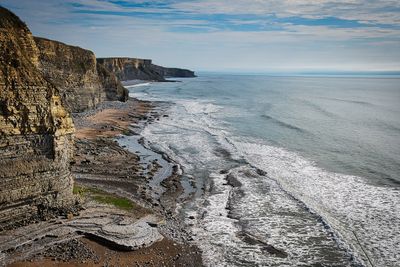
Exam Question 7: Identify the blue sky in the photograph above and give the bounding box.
[1,0,400,72]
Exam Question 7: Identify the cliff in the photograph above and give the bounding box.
[0,7,75,230]
[97,57,195,82]
[151,64,196,78]
[34,37,128,113]
[97,57,165,81]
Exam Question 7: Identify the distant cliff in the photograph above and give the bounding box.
[97,57,195,82]
[34,37,128,113]
[0,7,75,229]
[151,64,196,78]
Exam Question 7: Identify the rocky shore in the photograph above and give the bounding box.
[2,97,202,266]
[0,6,200,266]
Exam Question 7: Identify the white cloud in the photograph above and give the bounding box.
[1,0,399,71]
[172,0,400,25]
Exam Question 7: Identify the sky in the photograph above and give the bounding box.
[1,0,400,72]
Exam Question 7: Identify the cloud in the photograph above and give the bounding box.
[1,0,399,71]
[172,0,400,25]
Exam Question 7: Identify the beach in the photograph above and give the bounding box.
[2,96,202,266]
[2,74,399,267]
[2,2,398,266]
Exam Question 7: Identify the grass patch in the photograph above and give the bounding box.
[73,184,135,211]
[92,195,134,210]
[73,184,84,195]
[73,185,103,195]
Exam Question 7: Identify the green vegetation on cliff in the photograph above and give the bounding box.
[73,185,141,212]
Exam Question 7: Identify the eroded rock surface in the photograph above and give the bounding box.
[0,7,75,230]
[0,205,164,265]
[69,213,163,251]
[34,37,128,113]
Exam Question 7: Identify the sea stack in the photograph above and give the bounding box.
[0,7,75,230]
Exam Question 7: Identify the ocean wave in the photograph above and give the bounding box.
[260,114,307,133]
[124,82,152,88]
[180,100,222,115]
[300,99,337,118]
[320,97,375,106]
[230,138,400,267]
[138,92,399,267]
[142,104,359,266]
[375,120,400,134]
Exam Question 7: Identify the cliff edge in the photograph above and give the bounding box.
[34,37,128,113]
[0,7,75,230]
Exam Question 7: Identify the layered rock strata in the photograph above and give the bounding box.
[34,37,128,113]
[0,7,75,230]
[97,57,195,82]
[0,206,163,265]
[97,58,165,81]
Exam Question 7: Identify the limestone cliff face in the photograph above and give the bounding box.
[97,57,165,81]
[0,7,75,230]
[97,57,195,82]
[34,37,128,113]
[96,63,128,102]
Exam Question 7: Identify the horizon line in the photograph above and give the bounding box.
[195,69,400,75]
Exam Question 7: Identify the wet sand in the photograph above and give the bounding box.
[9,237,200,267]
[74,98,153,139]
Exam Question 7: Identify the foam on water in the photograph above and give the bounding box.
[180,100,222,115]
[140,101,353,266]
[128,76,400,266]
[124,82,152,88]
[231,138,400,267]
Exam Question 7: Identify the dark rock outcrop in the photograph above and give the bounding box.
[34,37,128,113]
[0,7,75,230]
[97,57,195,82]
[151,64,196,78]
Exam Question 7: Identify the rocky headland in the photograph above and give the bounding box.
[97,57,196,82]
[0,5,199,267]
[150,64,197,79]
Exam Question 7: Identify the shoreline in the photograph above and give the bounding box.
[3,96,203,266]
[124,79,379,266]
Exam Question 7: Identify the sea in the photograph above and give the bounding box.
[126,73,400,267]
